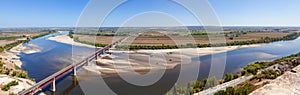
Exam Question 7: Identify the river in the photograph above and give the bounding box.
[19,31,300,95]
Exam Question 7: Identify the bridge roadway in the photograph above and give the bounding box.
[18,37,127,95]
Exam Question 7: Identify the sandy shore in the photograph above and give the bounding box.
[10,44,41,54]
[0,74,35,95]
[0,43,41,68]
[250,65,300,95]
[48,35,96,48]
[83,44,260,76]
[131,44,260,57]
[0,51,22,68]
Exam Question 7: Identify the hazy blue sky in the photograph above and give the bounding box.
[0,0,300,27]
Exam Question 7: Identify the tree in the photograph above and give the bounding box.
[224,73,234,82]
[188,81,203,94]
[205,77,219,88]
[214,90,225,95]
[225,87,234,95]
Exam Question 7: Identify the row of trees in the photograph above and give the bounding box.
[115,45,180,50]
[191,32,208,35]
[224,73,240,83]
[0,40,29,53]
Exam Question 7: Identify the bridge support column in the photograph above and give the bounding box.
[103,51,107,55]
[73,66,77,76]
[95,53,99,65]
[95,54,98,60]
[51,78,56,92]
[87,59,91,66]
[85,59,89,66]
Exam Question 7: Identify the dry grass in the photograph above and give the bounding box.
[226,32,290,43]
[75,31,291,46]
[0,32,46,38]
[74,34,125,45]
[0,32,47,46]
[0,40,16,47]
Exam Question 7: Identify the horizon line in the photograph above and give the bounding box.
[1,25,300,29]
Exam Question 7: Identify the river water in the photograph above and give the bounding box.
[20,31,300,95]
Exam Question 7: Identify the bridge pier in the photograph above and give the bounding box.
[95,53,99,65]
[85,59,89,66]
[51,78,56,92]
[103,51,107,55]
[73,66,77,76]
[96,53,99,60]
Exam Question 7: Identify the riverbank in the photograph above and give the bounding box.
[0,43,41,68]
[48,34,96,48]
[10,44,41,54]
[0,74,35,95]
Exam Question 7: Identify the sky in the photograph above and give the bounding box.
[0,0,300,27]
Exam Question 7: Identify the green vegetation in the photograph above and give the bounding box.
[242,52,300,76]
[204,77,219,89]
[0,40,28,53]
[169,51,300,95]
[219,52,300,95]
[191,32,207,35]
[224,73,240,83]
[254,70,280,80]
[188,80,203,93]
[227,32,300,46]
[30,30,56,39]
[0,59,3,67]
[214,81,255,95]
[115,44,179,50]
[167,76,230,95]
[68,30,74,38]
[1,81,19,91]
